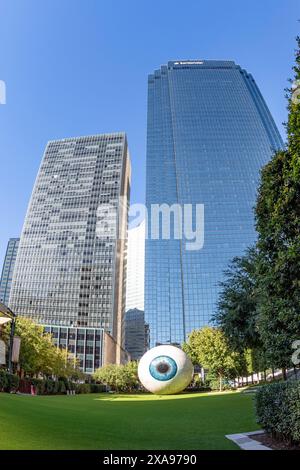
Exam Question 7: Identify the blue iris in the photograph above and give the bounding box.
[149,355,178,381]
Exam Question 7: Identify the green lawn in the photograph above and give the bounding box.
[0,391,259,450]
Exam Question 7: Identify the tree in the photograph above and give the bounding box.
[13,317,56,376]
[93,363,118,390]
[214,36,300,380]
[255,37,300,375]
[123,361,139,392]
[93,361,139,392]
[214,248,261,353]
[52,347,81,380]
[5,317,80,378]
[183,327,241,391]
[214,248,271,378]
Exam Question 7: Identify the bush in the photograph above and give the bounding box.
[203,371,234,391]
[0,371,98,395]
[33,379,94,395]
[0,370,8,391]
[58,380,66,394]
[255,381,300,444]
[35,379,46,395]
[186,376,211,392]
[45,379,55,394]
[22,378,72,395]
[6,373,20,392]
[34,379,76,395]
[76,383,91,394]
[90,383,107,393]
[0,370,19,392]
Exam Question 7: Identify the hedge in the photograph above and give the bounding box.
[255,380,300,444]
[90,383,107,393]
[31,379,106,395]
[31,378,70,395]
[0,370,107,395]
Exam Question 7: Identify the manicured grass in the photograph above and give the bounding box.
[0,391,259,450]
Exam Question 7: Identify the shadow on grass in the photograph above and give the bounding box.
[93,390,241,402]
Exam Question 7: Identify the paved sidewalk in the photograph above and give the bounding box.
[226,430,271,450]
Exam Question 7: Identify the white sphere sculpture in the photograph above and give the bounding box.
[138,345,194,395]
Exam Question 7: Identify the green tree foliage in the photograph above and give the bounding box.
[93,361,139,392]
[6,317,80,378]
[255,37,300,372]
[214,37,300,378]
[214,248,260,352]
[214,249,270,375]
[183,327,242,391]
[123,360,140,391]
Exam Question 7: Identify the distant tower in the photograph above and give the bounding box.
[124,220,147,360]
[10,133,131,372]
[0,238,19,305]
[125,309,149,360]
[126,220,145,312]
[145,60,283,347]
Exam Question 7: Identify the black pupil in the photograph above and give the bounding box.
[156,362,170,374]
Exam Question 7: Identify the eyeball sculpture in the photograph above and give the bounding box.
[138,345,194,395]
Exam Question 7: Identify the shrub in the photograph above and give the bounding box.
[58,380,66,394]
[0,370,19,392]
[0,370,9,391]
[203,371,234,391]
[35,379,71,395]
[30,378,64,395]
[255,381,300,444]
[76,383,91,394]
[90,383,107,393]
[45,379,55,394]
[6,373,20,392]
[36,379,46,395]
[0,371,97,395]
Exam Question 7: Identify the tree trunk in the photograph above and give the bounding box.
[264,370,267,382]
[282,368,287,381]
[219,375,223,392]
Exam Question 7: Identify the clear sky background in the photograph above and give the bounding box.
[0,0,299,269]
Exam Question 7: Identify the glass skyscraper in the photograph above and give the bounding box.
[145,60,283,347]
[9,133,131,370]
[126,220,145,312]
[0,238,19,305]
[124,308,149,361]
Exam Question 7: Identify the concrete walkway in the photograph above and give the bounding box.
[226,430,271,450]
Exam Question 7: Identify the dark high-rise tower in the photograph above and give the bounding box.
[0,238,19,305]
[145,60,283,347]
[10,133,131,371]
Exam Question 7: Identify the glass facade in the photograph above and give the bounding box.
[145,60,283,347]
[9,133,131,371]
[124,308,149,360]
[0,238,19,305]
[126,220,145,312]
[44,325,104,373]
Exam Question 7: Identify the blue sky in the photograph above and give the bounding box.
[0,0,298,268]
